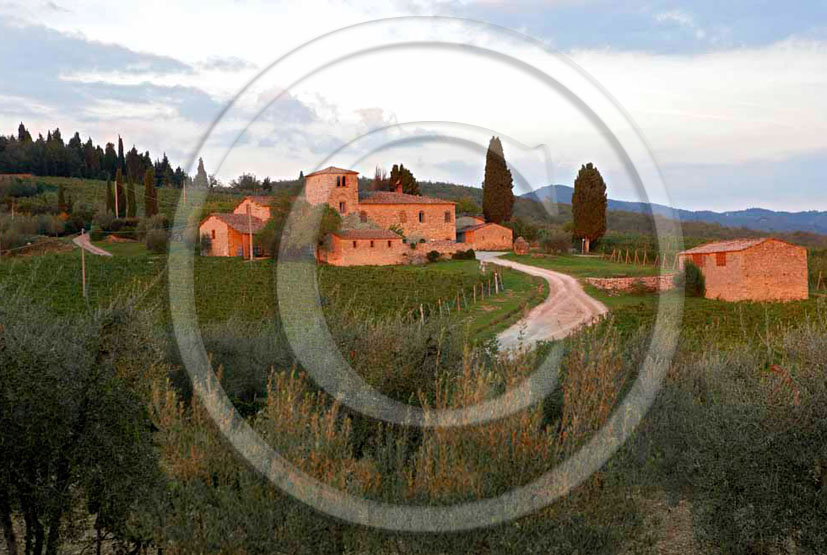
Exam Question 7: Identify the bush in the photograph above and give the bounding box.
[426,250,440,263]
[541,230,572,254]
[200,232,212,255]
[451,249,476,260]
[137,214,169,240]
[674,261,705,297]
[145,228,168,254]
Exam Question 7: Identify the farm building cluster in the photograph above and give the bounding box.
[199,166,513,265]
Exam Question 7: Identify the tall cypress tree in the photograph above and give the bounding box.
[106,178,114,214]
[117,135,125,173]
[571,162,607,253]
[126,177,137,218]
[482,136,514,223]
[144,168,158,217]
[115,168,126,218]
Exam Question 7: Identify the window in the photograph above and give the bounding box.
[418,211,425,223]
[387,240,392,247]
[211,230,216,239]
[716,252,727,266]
[336,176,341,187]
[359,211,367,223]
[399,210,407,223]
[370,240,375,248]
[352,241,357,248]
[341,176,347,187]
[339,201,346,214]
[444,211,452,223]
[692,253,704,266]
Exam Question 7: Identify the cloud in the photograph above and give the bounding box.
[654,9,707,40]
[197,56,258,73]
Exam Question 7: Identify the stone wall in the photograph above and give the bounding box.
[326,235,406,266]
[360,204,456,242]
[584,274,677,292]
[305,173,359,216]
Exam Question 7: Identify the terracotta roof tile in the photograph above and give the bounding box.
[333,229,402,240]
[205,213,266,234]
[360,192,456,205]
[304,166,359,177]
[680,238,772,254]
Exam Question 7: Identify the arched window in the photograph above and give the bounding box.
[418,211,425,223]
[359,211,367,223]
[211,229,216,239]
[370,240,375,248]
[399,210,407,223]
[387,240,392,247]
[444,210,451,223]
[336,176,341,187]
[341,175,346,187]
[339,201,346,213]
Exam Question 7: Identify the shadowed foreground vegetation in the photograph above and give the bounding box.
[2,279,826,554]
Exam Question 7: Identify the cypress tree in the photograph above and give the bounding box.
[193,157,209,188]
[144,168,158,217]
[117,135,125,172]
[106,178,114,214]
[126,178,137,218]
[482,136,514,223]
[388,164,419,195]
[571,162,607,253]
[115,168,126,218]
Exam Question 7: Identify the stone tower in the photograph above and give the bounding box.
[304,166,359,216]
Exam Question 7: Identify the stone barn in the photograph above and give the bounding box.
[678,238,808,302]
[456,221,513,250]
[199,213,265,257]
[358,191,457,242]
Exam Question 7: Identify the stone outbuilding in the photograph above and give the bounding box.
[199,213,265,258]
[358,191,457,242]
[323,229,406,266]
[678,238,808,302]
[456,221,513,250]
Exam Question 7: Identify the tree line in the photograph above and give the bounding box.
[0,122,188,189]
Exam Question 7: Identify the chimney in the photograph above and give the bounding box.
[394,179,402,194]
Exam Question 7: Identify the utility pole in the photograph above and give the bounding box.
[246,204,253,261]
[80,229,87,299]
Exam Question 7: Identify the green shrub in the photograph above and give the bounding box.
[674,261,705,296]
[451,249,476,260]
[145,228,168,254]
[426,250,440,263]
[540,230,572,254]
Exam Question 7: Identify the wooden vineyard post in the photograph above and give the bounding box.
[420,304,424,324]
[473,284,477,304]
[817,271,824,291]
[80,229,87,299]
[653,254,659,267]
[247,204,254,261]
[633,250,639,265]
[642,250,648,265]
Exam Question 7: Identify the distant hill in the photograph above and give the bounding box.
[525,185,827,235]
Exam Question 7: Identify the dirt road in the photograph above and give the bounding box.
[477,251,608,350]
[72,233,113,257]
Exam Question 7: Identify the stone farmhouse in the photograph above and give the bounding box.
[199,166,513,264]
[678,238,808,302]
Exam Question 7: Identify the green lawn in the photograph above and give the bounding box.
[502,253,662,278]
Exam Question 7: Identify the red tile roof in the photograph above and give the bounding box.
[458,222,509,233]
[204,213,266,234]
[304,166,359,177]
[680,238,785,255]
[360,192,456,205]
[333,229,402,240]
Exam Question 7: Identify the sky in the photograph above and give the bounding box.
[0,0,825,212]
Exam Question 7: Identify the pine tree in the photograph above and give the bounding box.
[571,162,607,253]
[106,179,114,214]
[115,168,126,218]
[388,164,419,195]
[482,136,514,223]
[144,168,158,217]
